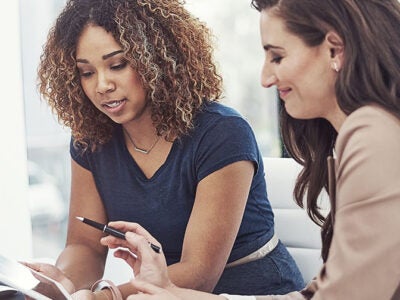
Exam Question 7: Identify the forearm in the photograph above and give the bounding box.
[168,260,222,292]
[167,285,225,300]
[112,261,220,299]
[56,244,106,290]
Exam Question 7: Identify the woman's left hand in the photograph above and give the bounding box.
[21,261,76,295]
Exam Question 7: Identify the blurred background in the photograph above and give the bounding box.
[13,0,280,261]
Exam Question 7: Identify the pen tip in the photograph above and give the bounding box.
[76,216,83,221]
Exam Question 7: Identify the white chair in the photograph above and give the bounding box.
[263,157,329,283]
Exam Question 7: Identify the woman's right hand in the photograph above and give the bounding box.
[100,221,174,290]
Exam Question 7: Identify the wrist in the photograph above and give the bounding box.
[60,276,76,295]
[91,279,122,300]
[93,289,113,300]
[165,282,178,294]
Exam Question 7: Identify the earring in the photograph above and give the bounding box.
[332,61,340,72]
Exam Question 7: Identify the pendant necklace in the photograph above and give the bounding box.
[124,128,160,155]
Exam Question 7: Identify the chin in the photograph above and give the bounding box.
[284,104,312,120]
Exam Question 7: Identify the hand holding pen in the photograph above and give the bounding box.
[76,217,161,253]
[95,220,173,290]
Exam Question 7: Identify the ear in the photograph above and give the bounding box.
[325,31,344,70]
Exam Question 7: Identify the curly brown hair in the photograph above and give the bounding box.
[38,0,223,151]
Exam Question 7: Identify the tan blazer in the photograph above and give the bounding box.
[234,106,400,300]
[302,105,400,299]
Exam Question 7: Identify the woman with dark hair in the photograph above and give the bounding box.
[93,0,400,299]
[30,0,304,298]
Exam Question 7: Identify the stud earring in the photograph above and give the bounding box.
[332,61,340,72]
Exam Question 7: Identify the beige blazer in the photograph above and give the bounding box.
[302,105,400,299]
[235,106,400,300]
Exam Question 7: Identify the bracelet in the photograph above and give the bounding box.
[219,294,257,300]
[91,279,123,300]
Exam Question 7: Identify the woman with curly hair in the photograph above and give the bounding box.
[31,0,304,298]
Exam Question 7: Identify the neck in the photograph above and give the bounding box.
[325,102,347,132]
[328,110,347,132]
[123,126,160,155]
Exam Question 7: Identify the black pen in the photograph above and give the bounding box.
[75,216,160,253]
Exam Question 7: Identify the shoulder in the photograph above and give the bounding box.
[335,105,400,198]
[70,127,124,163]
[201,101,243,118]
[195,101,253,132]
[336,104,400,157]
[339,104,400,133]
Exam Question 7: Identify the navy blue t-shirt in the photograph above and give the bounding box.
[70,101,274,265]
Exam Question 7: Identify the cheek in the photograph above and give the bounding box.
[277,63,304,84]
[291,59,326,92]
[128,73,146,96]
[80,80,95,101]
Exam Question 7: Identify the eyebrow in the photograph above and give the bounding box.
[263,44,284,51]
[76,50,124,64]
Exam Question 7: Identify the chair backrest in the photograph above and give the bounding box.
[263,157,329,283]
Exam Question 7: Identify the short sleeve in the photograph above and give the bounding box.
[69,137,91,171]
[194,116,260,181]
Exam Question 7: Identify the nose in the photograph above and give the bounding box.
[96,72,115,94]
[261,62,277,88]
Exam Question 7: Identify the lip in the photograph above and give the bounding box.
[278,88,291,99]
[101,98,127,114]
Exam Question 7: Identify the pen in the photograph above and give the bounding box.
[75,216,160,253]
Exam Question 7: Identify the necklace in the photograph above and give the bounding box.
[124,128,160,155]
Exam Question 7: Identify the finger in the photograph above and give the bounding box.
[102,222,162,257]
[103,231,156,256]
[101,234,137,253]
[114,249,138,269]
[107,221,141,232]
[100,235,128,248]
[108,222,159,245]
[20,261,41,272]
[125,231,160,262]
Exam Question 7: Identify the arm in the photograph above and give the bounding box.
[101,160,254,297]
[113,160,254,297]
[167,160,254,291]
[56,159,108,290]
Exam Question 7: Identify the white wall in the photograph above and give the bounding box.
[0,1,32,259]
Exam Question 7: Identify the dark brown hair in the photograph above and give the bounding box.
[39,0,223,151]
[252,0,400,261]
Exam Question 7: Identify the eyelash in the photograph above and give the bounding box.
[79,61,128,78]
[270,56,282,64]
[111,61,127,70]
[80,71,93,78]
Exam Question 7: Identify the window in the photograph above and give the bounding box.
[20,0,70,259]
[186,0,280,156]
